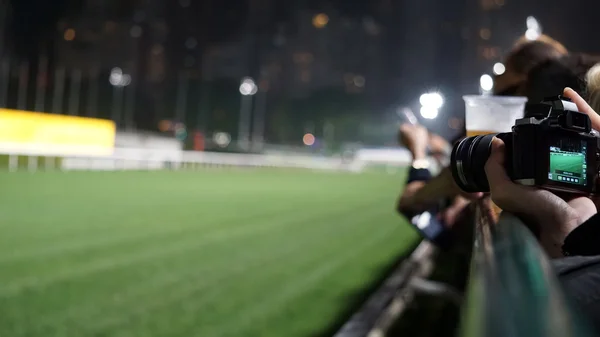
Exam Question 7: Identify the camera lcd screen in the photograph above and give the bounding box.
[548,139,587,186]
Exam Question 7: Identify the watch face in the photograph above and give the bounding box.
[412,158,431,169]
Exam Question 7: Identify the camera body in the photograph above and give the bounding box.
[451,96,600,195]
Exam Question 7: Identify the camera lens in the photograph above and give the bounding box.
[450,134,497,193]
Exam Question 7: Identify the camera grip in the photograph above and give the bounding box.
[495,132,514,179]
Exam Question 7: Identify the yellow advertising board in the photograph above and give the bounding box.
[0,109,116,156]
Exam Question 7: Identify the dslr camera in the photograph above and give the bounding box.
[451,96,600,195]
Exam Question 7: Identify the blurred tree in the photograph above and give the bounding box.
[269,100,294,143]
[206,78,240,135]
[288,87,369,144]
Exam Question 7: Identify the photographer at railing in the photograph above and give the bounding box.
[455,88,600,334]
[396,37,596,248]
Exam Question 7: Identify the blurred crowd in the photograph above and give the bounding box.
[395,34,600,333]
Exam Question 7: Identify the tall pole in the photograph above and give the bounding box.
[251,83,267,151]
[197,57,212,134]
[68,68,82,115]
[124,80,136,130]
[52,66,66,114]
[175,71,189,123]
[17,61,28,110]
[238,78,256,151]
[197,81,210,132]
[111,85,124,126]
[0,58,9,107]
[34,55,48,112]
[238,94,253,150]
[323,121,335,152]
[87,67,99,117]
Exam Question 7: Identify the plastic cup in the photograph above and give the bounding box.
[463,95,528,137]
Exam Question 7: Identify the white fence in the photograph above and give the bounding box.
[114,131,183,151]
[1,147,413,173]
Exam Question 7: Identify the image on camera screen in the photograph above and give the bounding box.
[548,139,587,186]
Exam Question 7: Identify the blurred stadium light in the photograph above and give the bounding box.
[109,67,131,87]
[525,16,542,41]
[493,62,505,75]
[239,77,258,96]
[480,74,493,92]
[238,77,257,151]
[419,106,438,120]
[419,93,444,110]
[419,92,443,120]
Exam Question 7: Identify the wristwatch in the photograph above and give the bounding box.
[412,158,431,170]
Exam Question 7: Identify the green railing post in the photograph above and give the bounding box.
[460,210,595,337]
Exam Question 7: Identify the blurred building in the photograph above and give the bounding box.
[458,0,580,93]
[201,7,385,100]
[459,0,512,96]
[371,0,472,138]
[54,0,161,74]
[9,0,594,143]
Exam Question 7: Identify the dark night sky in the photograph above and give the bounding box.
[5,0,600,143]
[7,0,381,53]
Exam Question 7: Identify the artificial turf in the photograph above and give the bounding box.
[0,169,417,337]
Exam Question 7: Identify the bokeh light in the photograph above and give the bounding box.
[480,74,494,91]
[64,28,76,41]
[526,16,540,31]
[419,106,439,120]
[419,92,444,110]
[303,133,315,146]
[525,29,540,41]
[239,77,258,95]
[109,68,132,87]
[213,132,232,148]
[493,62,506,75]
[313,13,329,29]
[158,120,172,132]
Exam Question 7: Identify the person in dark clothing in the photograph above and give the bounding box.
[494,39,568,96]
[484,88,600,258]
[397,52,598,249]
[524,53,600,105]
[485,88,600,331]
[397,38,571,229]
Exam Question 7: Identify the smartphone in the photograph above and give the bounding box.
[399,107,419,125]
[410,211,452,249]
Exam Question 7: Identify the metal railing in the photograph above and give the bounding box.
[460,204,596,337]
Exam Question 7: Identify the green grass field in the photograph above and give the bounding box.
[550,152,585,184]
[0,169,417,337]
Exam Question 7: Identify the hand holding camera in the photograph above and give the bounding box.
[453,94,600,194]
[450,88,599,257]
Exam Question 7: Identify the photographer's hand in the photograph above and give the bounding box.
[399,124,429,161]
[440,195,471,227]
[485,137,596,258]
[563,87,600,210]
[564,87,600,128]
